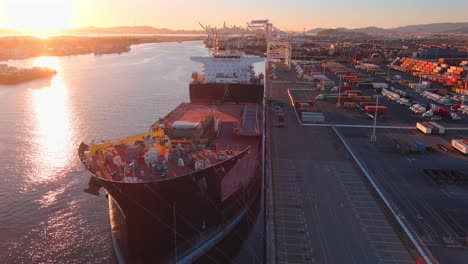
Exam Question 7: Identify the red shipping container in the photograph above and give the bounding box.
[346,90,363,96]
[360,102,378,108]
[438,108,449,116]
[336,96,353,102]
[294,101,314,108]
[339,86,352,91]
[365,106,388,114]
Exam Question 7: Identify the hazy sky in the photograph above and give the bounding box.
[0,0,467,31]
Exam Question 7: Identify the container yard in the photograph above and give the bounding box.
[266,65,416,264]
[266,58,468,264]
[391,57,468,95]
[309,59,468,128]
[259,28,468,264]
[287,89,325,123]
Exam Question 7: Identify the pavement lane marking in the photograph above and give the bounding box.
[331,126,434,264]
[371,240,410,244]
[334,165,416,264]
[300,122,468,131]
[272,163,313,263]
[276,220,306,225]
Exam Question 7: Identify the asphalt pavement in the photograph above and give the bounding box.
[266,68,415,264]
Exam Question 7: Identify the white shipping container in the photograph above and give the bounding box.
[451,139,468,154]
[409,83,429,89]
[302,112,325,123]
[429,122,445,134]
[371,83,388,89]
[416,122,431,134]
[310,74,330,81]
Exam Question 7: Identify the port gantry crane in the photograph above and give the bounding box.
[198,22,218,52]
[247,19,292,68]
[199,19,292,67]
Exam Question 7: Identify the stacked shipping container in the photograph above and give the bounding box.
[392,58,467,95]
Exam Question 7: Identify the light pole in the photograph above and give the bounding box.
[462,69,468,107]
[419,70,423,85]
[322,61,326,91]
[370,95,380,143]
[336,76,342,107]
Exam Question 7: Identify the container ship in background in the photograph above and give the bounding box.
[79,50,264,263]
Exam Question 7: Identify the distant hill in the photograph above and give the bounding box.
[317,29,369,38]
[0,26,205,35]
[394,22,468,33]
[307,22,468,34]
[308,27,390,34]
[438,26,468,34]
[354,27,394,34]
[307,27,348,33]
[306,28,328,34]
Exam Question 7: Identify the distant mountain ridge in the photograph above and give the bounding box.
[0,26,205,35]
[316,29,370,38]
[307,22,468,34]
[443,26,468,34]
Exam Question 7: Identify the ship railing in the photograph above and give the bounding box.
[254,103,260,134]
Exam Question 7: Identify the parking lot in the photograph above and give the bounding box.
[313,63,468,128]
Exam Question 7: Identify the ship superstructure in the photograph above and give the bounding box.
[189,51,264,104]
[191,50,264,84]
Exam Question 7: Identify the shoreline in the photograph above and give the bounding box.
[0,65,57,85]
[0,35,206,61]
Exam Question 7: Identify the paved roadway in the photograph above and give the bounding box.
[339,127,468,264]
[266,68,414,264]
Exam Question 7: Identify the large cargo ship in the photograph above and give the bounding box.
[78,50,264,263]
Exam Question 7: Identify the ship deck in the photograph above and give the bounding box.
[86,103,262,198]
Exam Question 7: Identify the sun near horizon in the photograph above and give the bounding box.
[1,0,75,32]
[1,0,467,33]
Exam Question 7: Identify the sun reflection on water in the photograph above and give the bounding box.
[33,56,59,70]
[26,58,75,185]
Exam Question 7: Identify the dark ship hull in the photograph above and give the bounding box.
[81,144,261,263]
[81,138,262,263]
[189,83,264,104]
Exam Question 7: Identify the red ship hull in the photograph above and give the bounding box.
[189,83,264,104]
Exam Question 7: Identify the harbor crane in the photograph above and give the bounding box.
[248,19,292,68]
[198,22,215,50]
